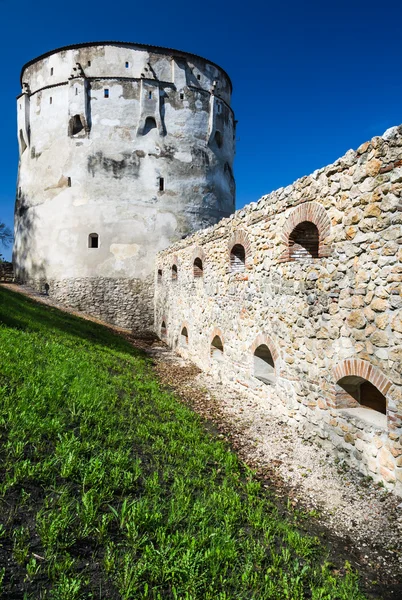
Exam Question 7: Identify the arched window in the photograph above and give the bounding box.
[230,244,245,272]
[336,376,386,415]
[69,114,84,136]
[214,130,223,148]
[211,336,224,361]
[171,265,178,281]
[88,233,99,248]
[161,321,167,337]
[157,269,162,283]
[193,257,203,277]
[180,327,188,346]
[143,117,157,135]
[289,221,319,260]
[253,345,275,385]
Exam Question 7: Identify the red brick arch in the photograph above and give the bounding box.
[210,327,225,346]
[279,201,331,262]
[332,359,392,398]
[228,230,252,265]
[250,333,280,369]
[192,246,205,262]
[192,246,205,277]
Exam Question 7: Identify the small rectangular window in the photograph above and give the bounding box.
[148,91,152,99]
[67,177,71,187]
[180,92,184,100]
[125,61,129,68]
[104,89,109,98]
[75,88,78,96]
[197,74,201,80]
[50,67,53,76]
[50,97,52,104]
[87,60,91,67]
[159,177,165,191]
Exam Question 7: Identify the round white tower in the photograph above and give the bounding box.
[14,41,235,328]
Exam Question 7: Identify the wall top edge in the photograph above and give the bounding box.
[157,124,402,257]
[20,41,233,92]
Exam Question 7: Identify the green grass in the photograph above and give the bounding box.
[0,287,367,599]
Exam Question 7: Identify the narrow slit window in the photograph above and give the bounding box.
[161,321,167,337]
[197,74,201,80]
[180,92,184,100]
[87,60,91,67]
[157,269,162,283]
[180,327,189,346]
[125,61,130,68]
[143,116,157,135]
[67,177,71,187]
[148,91,152,99]
[171,264,178,281]
[88,233,99,248]
[193,257,203,277]
[336,376,387,415]
[254,345,275,385]
[211,336,224,361]
[75,88,78,96]
[50,67,54,76]
[49,97,52,105]
[289,221,319,260]
[230,244,246,272]
[104,89,109,98]
[159,177,165,192]
[214,130,223,148]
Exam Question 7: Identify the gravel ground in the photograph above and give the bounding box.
[3,283,402,597]
[147,343,402,597]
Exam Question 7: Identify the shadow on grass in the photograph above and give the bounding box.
[0,286,145,358]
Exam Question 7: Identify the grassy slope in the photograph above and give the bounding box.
[0,287,366,599]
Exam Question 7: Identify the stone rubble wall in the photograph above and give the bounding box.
[155,126,402,494]
[25,276,154,330]
[0,262,15,283]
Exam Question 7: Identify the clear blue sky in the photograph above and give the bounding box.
[1,0,401,260]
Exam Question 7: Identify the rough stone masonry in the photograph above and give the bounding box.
[155,126,402,494]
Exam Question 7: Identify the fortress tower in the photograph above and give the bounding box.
[13,42,236,328]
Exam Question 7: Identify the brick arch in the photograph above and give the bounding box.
[332,359,392,398]
[279,201,331,261]
[210,327,225,346]
[228,230,252,264]
[250,333,280,367]
[192,246,205,262]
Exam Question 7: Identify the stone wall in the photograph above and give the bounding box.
[155,126,402,494]
[26,275,154,330]
[0,262,14,283]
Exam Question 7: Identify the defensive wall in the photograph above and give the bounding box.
[13,42,235,329]
[155,126,402,493]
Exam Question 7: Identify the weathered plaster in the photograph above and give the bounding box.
[14,42,235,329]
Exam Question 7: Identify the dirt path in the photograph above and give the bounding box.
[2,283,402,598]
